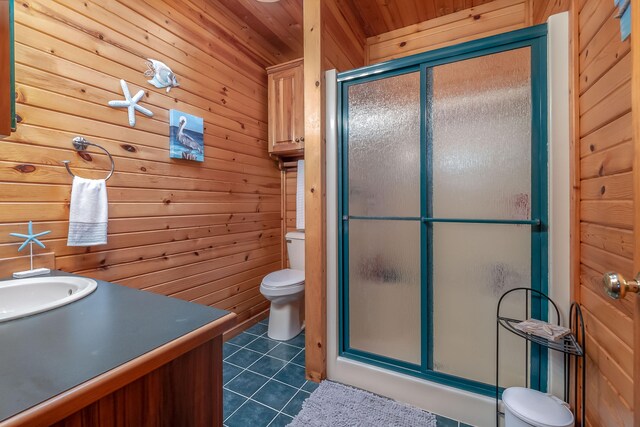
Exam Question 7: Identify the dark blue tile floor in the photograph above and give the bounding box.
[223,318,311,427]
[223,318,471,427]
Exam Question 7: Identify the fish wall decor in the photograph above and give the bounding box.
[145,59,180,92]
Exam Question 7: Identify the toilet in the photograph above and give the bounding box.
[260,231,305,341]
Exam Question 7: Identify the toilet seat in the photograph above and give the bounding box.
[261,269,305,297]
[262,269,304,287]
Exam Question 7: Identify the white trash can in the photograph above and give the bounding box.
[502,387,574,427]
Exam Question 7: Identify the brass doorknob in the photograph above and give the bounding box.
[603,272,640,299]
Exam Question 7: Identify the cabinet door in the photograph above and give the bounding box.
[268,61,303,154]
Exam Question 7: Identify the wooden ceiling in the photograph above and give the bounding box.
[213,0,498,64]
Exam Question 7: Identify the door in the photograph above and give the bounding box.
[575,1,639,426]
[338,26,549,397]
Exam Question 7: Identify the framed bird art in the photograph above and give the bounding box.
[169,109,204,162]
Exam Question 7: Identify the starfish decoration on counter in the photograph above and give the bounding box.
[108,79,154,127]
[9,221,51,251]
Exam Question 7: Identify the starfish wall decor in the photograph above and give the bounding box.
[108,79,154,127]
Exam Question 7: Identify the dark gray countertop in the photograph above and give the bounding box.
[0,271,230,422]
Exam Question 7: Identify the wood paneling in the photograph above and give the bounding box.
[303,0,326,383]
[632,0,640,421]
[214,0,303,62]
[49,337,223,427]
[303,0,367,383]
[322,0,366,71]
[346,0,496,38]
[366,0,529,64]
[209,1,509,61]
[0,251,55,274]
[531,0,570,24]
[0,0,282,330]
[576,0,635,424]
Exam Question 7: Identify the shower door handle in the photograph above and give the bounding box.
[602,272,640,300]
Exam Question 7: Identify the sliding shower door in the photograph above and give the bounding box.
[345,71,423,366]
[338,26,548,396]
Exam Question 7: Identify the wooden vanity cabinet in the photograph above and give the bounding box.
[267,58,304,156]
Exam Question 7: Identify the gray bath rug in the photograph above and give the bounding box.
[289,380,437,426]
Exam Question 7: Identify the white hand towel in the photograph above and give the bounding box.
[67,177,108,246]
[296,160,305,230]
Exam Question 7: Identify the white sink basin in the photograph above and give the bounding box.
[0,276,98,323]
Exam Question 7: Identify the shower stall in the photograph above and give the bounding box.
[331,24,550,402]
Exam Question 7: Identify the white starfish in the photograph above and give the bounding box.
[108,79,153,127]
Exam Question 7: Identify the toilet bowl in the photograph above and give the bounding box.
[260,231,305,341]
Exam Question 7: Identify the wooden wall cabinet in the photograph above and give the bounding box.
[267,58,304,156]
[0,0,15,138]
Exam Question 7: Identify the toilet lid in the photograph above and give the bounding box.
[502,387,574,427]
[262,269,305,288]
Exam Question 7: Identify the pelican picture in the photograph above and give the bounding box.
[169,109,204,162]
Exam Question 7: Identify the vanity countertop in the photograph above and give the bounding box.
[0,270,234,423]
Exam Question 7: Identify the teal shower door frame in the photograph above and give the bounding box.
[337,24,549,397]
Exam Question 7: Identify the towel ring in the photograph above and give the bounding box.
[62,137,115,181]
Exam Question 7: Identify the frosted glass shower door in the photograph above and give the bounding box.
[338,25,548,396]
[344,71,423,366]
[428,48,539,389]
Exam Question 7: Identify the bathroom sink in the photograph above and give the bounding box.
[0,276,98,323]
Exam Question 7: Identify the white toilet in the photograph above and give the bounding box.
[260,231,305,341]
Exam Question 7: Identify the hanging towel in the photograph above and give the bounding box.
[296,160,305,230]
[67,177,108,246]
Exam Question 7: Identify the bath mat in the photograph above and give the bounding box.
[289,380,437,426]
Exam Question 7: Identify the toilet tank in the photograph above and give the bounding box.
[286,231,305,271]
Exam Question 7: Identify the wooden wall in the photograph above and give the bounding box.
[531,0,570,24]
[303,0,367,381]
[321,0,366,71]
[575,1,634,425]
[366,0,529,64]
[0,0,284,332]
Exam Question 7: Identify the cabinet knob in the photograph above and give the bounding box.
[300,137,305,142]
[295,138,300,142]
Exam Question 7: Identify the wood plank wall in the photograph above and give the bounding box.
[365,0,529,65]
[303,0,366,381]
[322,0,366,71]
[0,0,283,332]
[531,0,570,24]
[576,1,634,425]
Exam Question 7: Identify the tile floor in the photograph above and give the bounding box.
[223,318,471,427]
[223,318,315,427]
